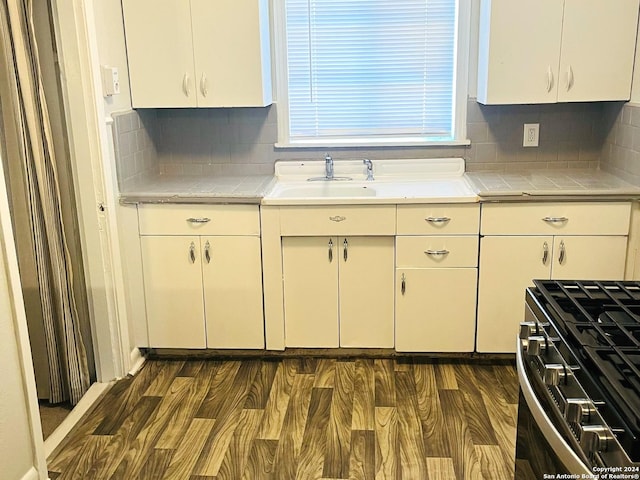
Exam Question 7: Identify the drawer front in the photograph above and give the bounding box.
[279,205,396,235]
[397,204,480,235]
[396,236,479,268]
[138,204,260,235]
[481,202,631,235]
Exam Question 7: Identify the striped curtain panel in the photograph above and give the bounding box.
[0,0,90,404]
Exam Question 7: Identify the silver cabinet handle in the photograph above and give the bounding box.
[189,242,196,263]
[424,249,450,256]
[542,216,568,223]
[183,72,191,97]
[187,217,211,224]
[401,273,406,295]
[559,240,566,264]
[542,241,549,265]
[329,215,346,222]
[328,238,333,263]
[425,216,451,223]
[204,240,211,264]
[200,73,208,97]
[343,238,348,261]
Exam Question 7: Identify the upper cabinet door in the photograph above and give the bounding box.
[477,0,563,104]
[122,0,197,108]
[558,0,640,102]
[191,0,272,107]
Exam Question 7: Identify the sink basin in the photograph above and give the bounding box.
[273,183,376,198]
[262,158,480,205]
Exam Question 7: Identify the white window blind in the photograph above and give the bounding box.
[283,0,459,144]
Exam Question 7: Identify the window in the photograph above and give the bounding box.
[275,0,470,146]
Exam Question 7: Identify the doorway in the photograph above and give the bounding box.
[0,0,96,438]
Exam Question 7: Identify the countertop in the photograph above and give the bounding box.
[119,167,640,204]
[466,169,640,200]
[119,174,274,204]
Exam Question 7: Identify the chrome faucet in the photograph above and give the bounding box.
[325,153,334,180]
[363,159,374,181]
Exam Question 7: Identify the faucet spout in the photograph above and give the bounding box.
[363,159,374,181]
[325,153,334,179]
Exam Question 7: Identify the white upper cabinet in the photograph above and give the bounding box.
[122,0,272,108]
[477,0,640,104]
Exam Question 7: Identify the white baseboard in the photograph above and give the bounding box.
[128,347,145,376]
[19,466,39,480]
[44,382,112,459]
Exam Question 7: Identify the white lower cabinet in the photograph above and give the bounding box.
[141,236,207,348]
[395,268,477,352]
[281,236,394,348]
[477,235,627,353]
[138,204,264,349]
[202,236,264,349]
[476,202,631,353]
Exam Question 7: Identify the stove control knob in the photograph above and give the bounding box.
[543,364,566,386]
[519,322,537,339]
[578,425,612,454]
[526,336,547,356]
[565,398,596,424]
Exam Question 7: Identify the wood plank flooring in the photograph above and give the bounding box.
[47,357,519,479]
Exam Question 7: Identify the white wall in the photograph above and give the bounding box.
[0,151,47,478]
[91,0,132,114]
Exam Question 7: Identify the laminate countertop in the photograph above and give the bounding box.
[465,169,640,200]
[119,174,275,204]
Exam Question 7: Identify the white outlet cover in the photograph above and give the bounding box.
[523,123,539,147]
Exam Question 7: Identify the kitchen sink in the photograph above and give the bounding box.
[268,182,377,199]
[262,158,479,205]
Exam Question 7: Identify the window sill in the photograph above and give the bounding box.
[274,139,471,149]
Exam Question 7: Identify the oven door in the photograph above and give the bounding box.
[515,344,592,477]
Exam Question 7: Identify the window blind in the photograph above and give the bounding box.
[284,0,458,143]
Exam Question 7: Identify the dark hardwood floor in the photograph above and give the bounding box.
[47,357,519,479]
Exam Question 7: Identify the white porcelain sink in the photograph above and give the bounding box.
[269,182,377,199]
[262,158,479,205]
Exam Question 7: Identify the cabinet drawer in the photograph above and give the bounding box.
[279,205,396,235]
[481,202,631,235]
[397,204,480,235]
[138,204,260,236]
[396,236,479,268]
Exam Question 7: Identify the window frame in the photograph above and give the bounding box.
[273,0,472,148]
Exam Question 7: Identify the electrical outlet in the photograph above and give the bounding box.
[523,123,539,147]
[101,65,120,97]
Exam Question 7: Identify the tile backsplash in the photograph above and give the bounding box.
[112,110,157,184]
[601,103,640,186]
[113,98,615,184]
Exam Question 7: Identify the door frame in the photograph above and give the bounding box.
[48,0,131,382]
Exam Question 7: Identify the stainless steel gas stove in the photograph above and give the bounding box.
[516,280,640,478]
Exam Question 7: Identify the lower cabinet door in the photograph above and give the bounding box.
[551,236,627,280]
[339,236,394,348]
[202,236,264,349]
[395,268,477,352]
[476,236,552,353]
[282,236,339,347]
[141,236,206,348]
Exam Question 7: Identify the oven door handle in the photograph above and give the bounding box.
[516,343,591,475]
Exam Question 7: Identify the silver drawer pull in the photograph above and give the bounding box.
[542,241,549,265]
[425,249,450,256]
[187,217,211,224]
[329,215,346,222]
[542,216,568,223]
[425,216,451,223]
